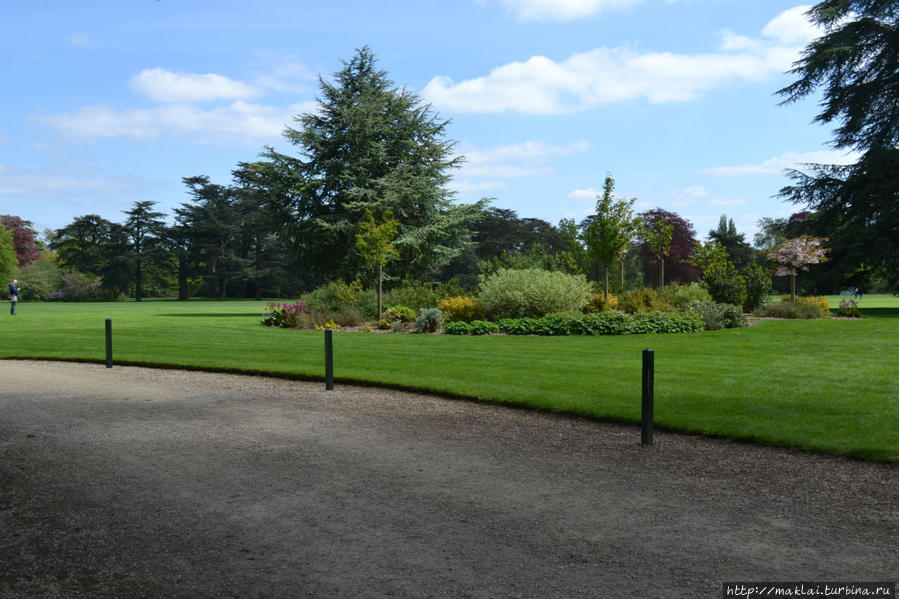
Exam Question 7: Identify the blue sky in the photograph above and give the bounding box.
[1,0,855,242]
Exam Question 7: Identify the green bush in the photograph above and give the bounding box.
[478,268,592,319]
[495,311,703,336]
[383,279,467,312]
[680,300,747,330]
[584,293,619,312]
[16,259,62,301]
[378,305,416,329]
[657,283,712,310]
[753,301,824,319]
[414,307,444,333]
[701,259,746,308]
[741,263,771,312]
[618,288,674,314]
[389,319,405,332]
[444,320,500,335]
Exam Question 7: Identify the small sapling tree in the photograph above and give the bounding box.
[356,209,400,320]
[767,235,829,302]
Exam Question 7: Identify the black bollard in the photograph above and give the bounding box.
[105,318,113,368]
[324,328,334,390]
[641,348,654,445]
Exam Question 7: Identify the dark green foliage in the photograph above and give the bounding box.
[443,320,500,335]
[414,307,444,333]
[493,311,703,336]
[708,215,754,270]
[51,215,115,278]
[741,262,772,312]
[778,0,899,292]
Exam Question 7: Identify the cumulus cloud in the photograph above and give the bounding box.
[702,149,861,176]
[0,163,143,197]
[423,6,817,114]
[493,0,644,21]
[130,68,263,103]
[567,187,601,201]
[33,100,316,146]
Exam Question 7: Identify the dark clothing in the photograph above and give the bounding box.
[9,283,17,315]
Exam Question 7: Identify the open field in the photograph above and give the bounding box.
[2,298,897,461]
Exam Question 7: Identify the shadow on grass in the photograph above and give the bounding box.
[159,313,261,318]
[859,307,899,318]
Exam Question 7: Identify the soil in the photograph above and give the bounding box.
[1,360,895,598]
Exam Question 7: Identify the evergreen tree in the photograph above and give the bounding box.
[51,215,115,277]
[778,0,899,291]
[119,201,168,301]
[708,215,754,269]
[273,46,478,283]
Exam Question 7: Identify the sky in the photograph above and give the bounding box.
[1,0,856,243]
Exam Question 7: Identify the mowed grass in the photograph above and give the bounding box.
[1,299,897,461]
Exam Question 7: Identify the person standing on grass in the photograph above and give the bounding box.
[8,279,18,315]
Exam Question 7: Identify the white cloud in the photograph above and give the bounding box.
[567,187,600,201]
[709,197,746,206]
[130,68,263,103]
[422,7,819,114]
[33,100,316,146]
[494,0,643,21]
[702,149,862,176]
[0,163,143,197]
[459,140,589,177]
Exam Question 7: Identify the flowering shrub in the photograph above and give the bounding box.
[314,319,341,330]
[767,236,829,301]
[262,300,311,328]
[837,298,861,318]
[436,296,486,322]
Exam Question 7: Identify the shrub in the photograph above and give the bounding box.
[657,283,712,310]
[315,319,341,330]
[383,279,467,312]
[753,301,824,319]
[390,319,405,332]
[437,296,486,322]
[680,300,747,330]
[478,268,592,319]
[54,271,109,301]
[16,259,62,301]
[261,300,311,328]
[444,320,499,335]
[585,293,619,313]
[701,259,746,307]
[782,295,830,319]
[836,298,861,318]
[618,288,674,314]
[741,263,772,312]
[378,305,416,329]
[415,308,444,333]
[496,311,702,336]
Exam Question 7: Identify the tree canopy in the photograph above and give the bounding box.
[778,0,898,291]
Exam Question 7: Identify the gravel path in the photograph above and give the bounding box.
[0,360,895,598]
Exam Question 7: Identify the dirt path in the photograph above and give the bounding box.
[0,360,895,598]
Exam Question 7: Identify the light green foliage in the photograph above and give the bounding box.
[378,305,416,329]
[15,258,62,301]
[356,209,400,318]
[753,301,825,319]
[657,283,712,310]
[584,292,619,313]
[0,227,17,284]
[478,268,592,319]
[414,307,444,333]
[618,288,674,314]
[389,319,405,332]
[581,175,640,298]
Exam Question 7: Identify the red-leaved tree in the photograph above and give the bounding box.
[1,215,40,266]
[637,209,700,286]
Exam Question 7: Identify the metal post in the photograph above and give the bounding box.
[641,348,654,445]
[105,318,113,368]
[324,328,334,390]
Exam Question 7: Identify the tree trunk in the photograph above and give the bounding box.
[619,259,624,290]
[135,259,143,302]
[603,264,609,300]
[218,278,227,301]
[377,262,383,320]
[658,257,665,288]
[790,275,796,302]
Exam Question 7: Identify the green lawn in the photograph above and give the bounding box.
[2,299,897,461]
